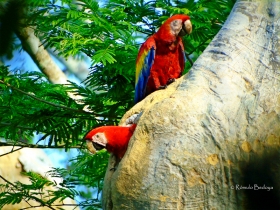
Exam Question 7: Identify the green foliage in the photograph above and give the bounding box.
[0,66,102,148]
[50,150,109,200]
[0,0,235,209]
[0,165,104,209]
[0,172,58,208]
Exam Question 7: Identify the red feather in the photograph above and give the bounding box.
[135,14,191,103]
[85,124,137,159]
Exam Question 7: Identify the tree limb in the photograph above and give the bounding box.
[0,146,22,157]
[0,79,90,114]
[16,27,69,85]
[0,174,34,208]
[0,142,84,149]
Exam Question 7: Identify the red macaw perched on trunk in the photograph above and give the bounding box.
[84,124,137,159]
[135,14,192,103]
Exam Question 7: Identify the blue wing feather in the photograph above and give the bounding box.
[134,44,155,103]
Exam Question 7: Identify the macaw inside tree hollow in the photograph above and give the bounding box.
[135,14,192,103]
[84,124,137,159]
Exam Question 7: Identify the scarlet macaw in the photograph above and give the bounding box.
[84,124,137,159]
[135,14,192,103]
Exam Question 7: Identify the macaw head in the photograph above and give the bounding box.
[84,124,137,158]
[156,14,192,41]
[84,127,109,154]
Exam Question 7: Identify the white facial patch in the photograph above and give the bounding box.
[93,132,107,146]
[170,19,183,36]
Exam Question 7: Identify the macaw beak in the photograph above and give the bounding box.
[86,140,106,154]
[85,131,108,154]
[179,19,192,36]
[86,140,97,154]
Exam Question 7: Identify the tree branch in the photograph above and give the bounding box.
[0,147,23,157]
[14,26,95,114]
[0,122,33,130]
[20,202,100,210]
[0,142,84,149]
[0,175,33,208]
[185,52,193,66]
[15,27,68,85]
[0,79,119,118]
[0,175,17,188]
[0,79,90,114]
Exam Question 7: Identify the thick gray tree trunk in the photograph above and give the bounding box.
[103,0,280,209]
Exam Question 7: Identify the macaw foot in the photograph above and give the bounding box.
[158,85,167,90]
[167,78,175,85]
[125,111,143,125]
[158,78,175,90]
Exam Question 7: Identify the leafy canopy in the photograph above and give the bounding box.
[0,0,235,209]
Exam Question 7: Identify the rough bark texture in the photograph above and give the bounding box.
[103,0,280,209]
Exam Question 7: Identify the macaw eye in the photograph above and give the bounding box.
[170,19,183,36]
[171,20,180,27]
[96,134,99,138]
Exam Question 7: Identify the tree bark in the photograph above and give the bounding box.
[48,50,90,81]
[16,27,89,103]
[16,27,68,84]
[103,0,280,209]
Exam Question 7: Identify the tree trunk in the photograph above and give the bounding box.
[103,0,280,209]
[16,27,68,84]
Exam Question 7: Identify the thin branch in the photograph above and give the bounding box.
[0,141,84,149]
[0,174,58,210]
[0,79,89,114]
[1,173,100,209]
[0,175,17,188]
[20,205,62,210]
[21,204,77,209]
[20,202,100,210]
[0,80,118,118]
[21,195,56,210]
[185,52,194,66]
[0,122,33,130]
[0,147,23,157]
[0,175,33,208]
